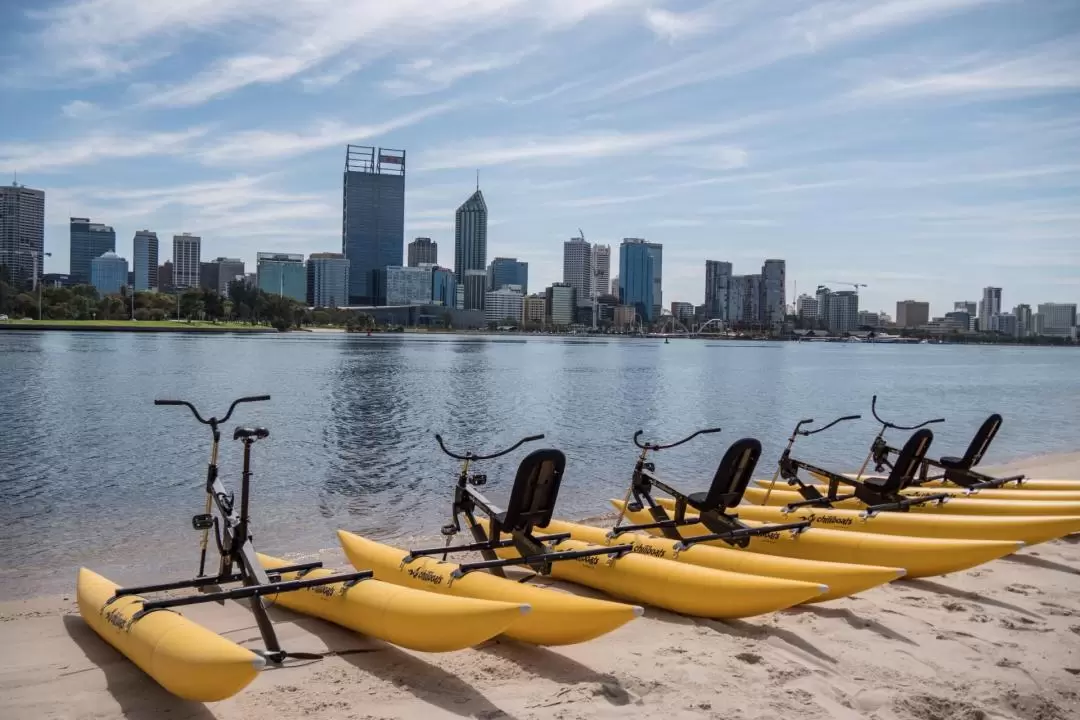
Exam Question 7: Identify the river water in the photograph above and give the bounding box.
[1,331,1077,599]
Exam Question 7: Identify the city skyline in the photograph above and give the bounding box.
[1,2,1076,314]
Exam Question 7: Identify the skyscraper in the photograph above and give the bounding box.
[172,234,201,288]
[307,253,350,308]
[488,257,528,294]
[643,241,663,319]
[896,300,930,328]
[704,260,732,320]
[591,244,610,299]
[454,188,487,310]
[827,290,859,333]
[70,217,116,284]
[257,252,306,302]
[760,259,786,328]
[562,236,592,300]
[0,183,45,289]
[619,239,655,322]
[727,275,761,324]
[132,230,158,291]
[342,145,406,305]
[407,237,437,267]
[978,287,1001,330]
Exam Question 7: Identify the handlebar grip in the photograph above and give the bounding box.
[154,399,184,405]
[800,418,814,424]
[523,434,545,443]
[840,414,862,422]
[238,395,271,402]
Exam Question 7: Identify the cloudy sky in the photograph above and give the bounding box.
[2,0,1078,315]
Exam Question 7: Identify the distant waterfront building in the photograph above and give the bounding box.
[978,287,1002,330]
[455,285,464,310]
[546,282,576,327]
[815,285,831,320]
[563,236,592,301]
[670,302,694,325]
[990,313,1018,336]
[407,237,437,267]
[796,294,819,319]
[610,276,619,299]
[857,310,880,327]
[614,305,637,329]
[70,217,116,285]
[211,257,245,296]
[522,294,546,326]
[485,286,524,326]
[454,188,488,308]
[760,259,786,328]
[955,301,976,316]
[385,266,433,305]
[1036,303,1077,337]
[90,251,128,296]
[172,234,201,289]
[132,230,158,291]
[1013,304,1033,337]
[619,239,655,322]
[306,252,350,308]
[256,252,306,302]
[625,238,663,319]
[343,145,405,305]
[159,260,173,289]
[727,274,761,325]
[430,265,457,307]
[488,257,529,294]
[705,260,733,320]
[591,244,610,299]
[0,183,46,289]
[826,290,859,333]
[896,300,930,328]
[943,311,971,332]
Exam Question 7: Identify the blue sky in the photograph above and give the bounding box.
[1,0,1078,316]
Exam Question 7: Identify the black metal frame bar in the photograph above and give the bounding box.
[108,396,376,666]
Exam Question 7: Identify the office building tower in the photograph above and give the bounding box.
[896,300,930,328]
[827,290,859,333]
[705,260,732,320]
[159,261,173,289]
[256,252,306,302]
[1013,304,1032,337]
[90,251,128,296]
[978,287,1001,330]
[670,302,694,324]
[132,230,158,291]
[70,217,116,284]
[727,274,761,324]
[545,283,576,327]
[562,235,592,301]
[485,287,524,326]
[523,294,546,326]
[1036,303,1077,337]
[463,269,486,311]
[857,311,880,327]
[619,239,655,323]
[307,253,350,308]
[385,266,433,305]
[815,285,831,319]
[611,276,619,299]
[990,313,1018,336]
[211,257,245,296]
[454,188,487,309]
[0,183,45,289]
[488,257,528,294]
[407,237,437,267]
[591,244,610,300]
[431,266,457,307]
[955,301,976,316]
[623,238,663,318]
[343,145,405,305]
[200,262,219,292]
[760,259,785,328]
[455,285,465,310]
[796,294,819,319]
[172,234,201,288]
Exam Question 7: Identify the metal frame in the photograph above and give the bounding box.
[105,396,371,665]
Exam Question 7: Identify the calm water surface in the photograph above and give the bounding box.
[1,331,1077,599]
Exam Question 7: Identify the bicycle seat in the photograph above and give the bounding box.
[233,427,269,441]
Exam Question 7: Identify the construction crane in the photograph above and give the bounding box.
[826,281,867,294]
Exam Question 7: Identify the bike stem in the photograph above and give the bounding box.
[197,419,221,577]
[762,424,801,504]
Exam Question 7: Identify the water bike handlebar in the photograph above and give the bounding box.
[870,394,945,431]
[796,414,862,436]
[154,395,271,426]
[434,433,545,461]
[632,427,722,451]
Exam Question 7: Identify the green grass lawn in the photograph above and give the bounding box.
[2,318,272,331]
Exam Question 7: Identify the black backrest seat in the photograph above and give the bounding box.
[958,413,1002,469]
[880,428,934,493]
[687,438,762,511]
[500,449,566,533]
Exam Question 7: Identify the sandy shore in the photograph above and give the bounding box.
[3,453,1078,720]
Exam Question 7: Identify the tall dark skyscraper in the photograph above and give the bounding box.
[0,183,45,289]
[132,230,159,291]
[619,238,655,322]
[705,260,732,320]
[407,237,437,267]
[454,188,487,310]
[70,217,116,284]
[342,144,405,305]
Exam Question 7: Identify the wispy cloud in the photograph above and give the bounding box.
[643,7,720,42]
[381,51,534,97]
[0,127,209,174]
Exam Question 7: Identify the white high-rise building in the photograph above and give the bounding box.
[485,286,524,326]
[132,230,159,291]
[385,266,433,305]
[172,233,201,288]
[1013,304,1032,337]
[0,183,46,289]
[827,290,859,333]
[796,294,819,319]
[591,244,610,299]
[978,287,1001,330]
[1036,303,1077,337]
[562,236,592,301]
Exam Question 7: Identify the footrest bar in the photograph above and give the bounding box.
[407,533,572,560]
[454,544,634,576]
[676,520,812,549]
[139,570,374,612]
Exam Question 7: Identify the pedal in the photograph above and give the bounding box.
[468,473,487,486]
[441,524,457,536]
[192,514,214,530]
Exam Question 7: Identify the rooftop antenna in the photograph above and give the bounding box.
[476,169,479,192]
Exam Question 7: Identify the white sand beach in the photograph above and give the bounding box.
[3,453,1078,720]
